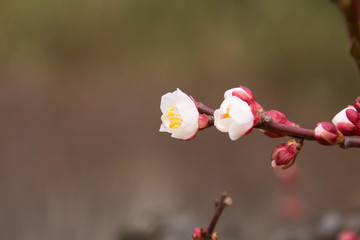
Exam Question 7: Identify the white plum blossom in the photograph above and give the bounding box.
[214,96,254,140]
[160,89,199,140]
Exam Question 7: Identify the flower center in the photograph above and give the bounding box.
[224,108,231,119]
[166,105,183,129]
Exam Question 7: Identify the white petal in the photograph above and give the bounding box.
[214,117,233,132]
[332,106,356,126]
[214,96,254,140]
[160,88,187,113]
[228,121,253,140]
[228,99,253,122]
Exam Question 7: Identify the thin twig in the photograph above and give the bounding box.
[207,192,232,235]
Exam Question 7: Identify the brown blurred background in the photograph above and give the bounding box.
[0,0,360,239]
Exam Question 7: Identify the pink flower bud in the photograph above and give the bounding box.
[337,230,359,240]
[354,96,360,112]
[192,228,201,240]
[271,139,303,169]
[314,122,344,145]
[332,106,360,136]
[198,114,209,130]
[262,110,296,138]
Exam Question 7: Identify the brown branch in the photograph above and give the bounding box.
[197,102,215,116]
[197,102,360,148]
[207,192,232,235]
[341,136,360,148]
[256,113,315,140]
[333,0,360,73]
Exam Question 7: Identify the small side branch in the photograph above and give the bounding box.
[207,192,232,235]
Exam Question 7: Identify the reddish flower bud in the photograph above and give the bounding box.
[332,106,360,136]
[354,96,360,112]
[314,122,344,145]
[198,114,210,129]
[337,230,359,240]
[192,228,201,240]
[262,110,296,138]
[271,139,303,169]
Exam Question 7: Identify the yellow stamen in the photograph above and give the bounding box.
[224,108,231,119]
[166,105,183,129]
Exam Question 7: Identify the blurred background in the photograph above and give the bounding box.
[1,0,360,239]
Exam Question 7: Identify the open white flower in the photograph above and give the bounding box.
[214,96,254,140]
[160,89,199,140]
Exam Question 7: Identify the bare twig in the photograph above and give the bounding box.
[207,192,232,235]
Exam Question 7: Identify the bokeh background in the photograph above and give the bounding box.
[1,0,360,239]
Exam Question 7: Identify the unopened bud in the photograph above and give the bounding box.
[192,228,201,240]
[337,230,359,240]
[314,122,344,145]
[198,114,210,129]
[263,110,296,138]
[271,139,303,169]
[332,106,360,136]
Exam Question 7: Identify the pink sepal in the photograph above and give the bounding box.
[346,108,360,129]
[232,86,255,103]
[337,122,358,136]
[190,95,198,109]
[264,110,296,138]
[198,114,209,129]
